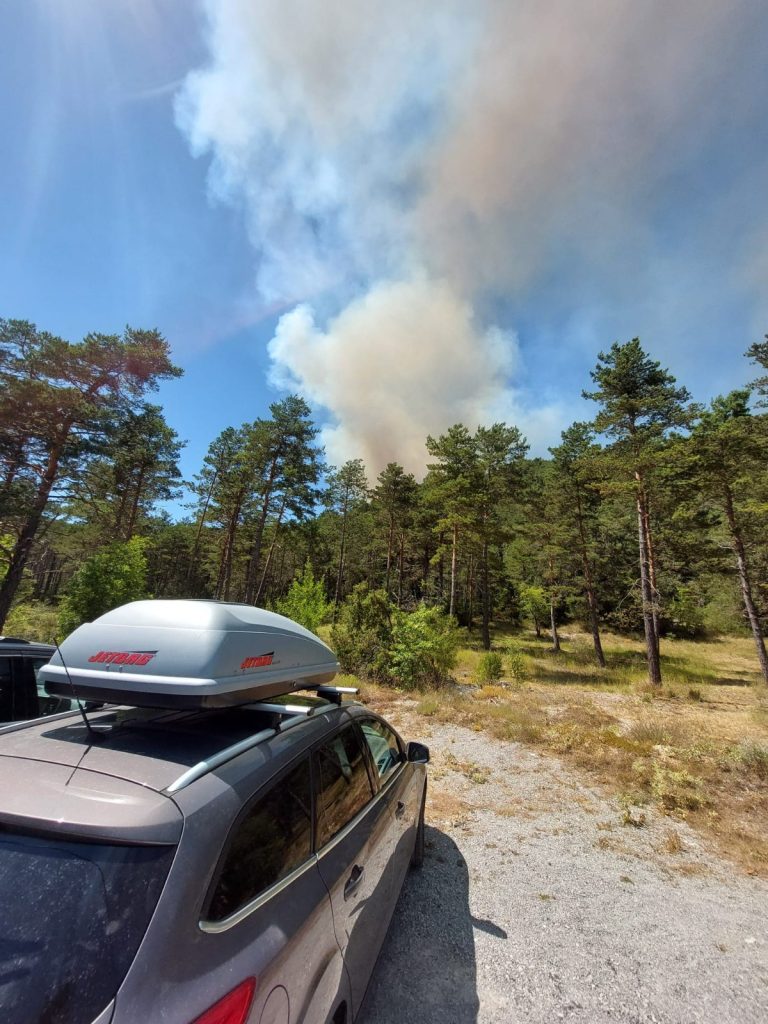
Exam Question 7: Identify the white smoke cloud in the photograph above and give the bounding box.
[177,0,765,471]
[267,276,565,473]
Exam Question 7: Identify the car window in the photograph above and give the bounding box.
[314,724,374,847]
[206,757,312,922]
[0,832,173,1024]
[359,718,403,783]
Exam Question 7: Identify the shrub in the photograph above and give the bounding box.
[387,605,460,689]
[506,643,527,683]
[330,584,393,679]
[4,601,60,643]
[59,538,149,637]
[476,651,504,684]
[730,741,768,779]
[275,562,331,635]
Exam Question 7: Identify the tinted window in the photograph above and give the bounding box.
[207,757,312,922]
[315,725,374,847]
[359,718,403,782]
[0,656,38,722]
[0,832,174,1024]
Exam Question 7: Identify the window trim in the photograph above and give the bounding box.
[199,853,318,934]
[312,721,376,852]
[199,751,315,930]
[353,715,406,793]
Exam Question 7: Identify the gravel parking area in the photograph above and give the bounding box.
[360,716,768,1024]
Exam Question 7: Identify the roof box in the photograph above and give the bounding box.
[39,600,339,709]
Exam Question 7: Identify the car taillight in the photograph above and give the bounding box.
[191,978,257,1024]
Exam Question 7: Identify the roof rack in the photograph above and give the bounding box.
[164,683,359,795]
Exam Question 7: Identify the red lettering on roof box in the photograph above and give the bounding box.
[240,653,274,671]
[88,651,157,667]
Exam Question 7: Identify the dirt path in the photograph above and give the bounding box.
[359,710,768,1024]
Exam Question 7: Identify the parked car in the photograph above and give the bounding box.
[0,635,77,722]
[0,662,429,1024]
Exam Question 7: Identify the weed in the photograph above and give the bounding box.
[416,696,440,717]
[662,829,684,854]
[650,766,705,812]
[627,719,682,748]
[687,687,703,702]
[474,684,506,701]
[476,651,504,684]
[618,792,647,827]
[729,741,768,779]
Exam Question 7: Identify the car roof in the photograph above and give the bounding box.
[0,637,55,656]
[0,701,350,789]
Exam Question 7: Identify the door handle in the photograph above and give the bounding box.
[344,864,365,901]
[395,801,406,819]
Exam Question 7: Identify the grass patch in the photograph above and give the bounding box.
[362,627,768,876]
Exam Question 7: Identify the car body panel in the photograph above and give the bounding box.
[0,696,427,1024]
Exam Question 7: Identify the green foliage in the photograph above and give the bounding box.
[330,583,393,678]
[506,643,527,683]
[275,562,331,635]
[330,586,459,689]
[3,601,60,643]
[667,584,707,638]
[476,650,504,683]
[388,605,461,689]
[59,538,149,636]
[519,584,548,632]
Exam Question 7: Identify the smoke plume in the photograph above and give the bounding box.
[177,0,765,473]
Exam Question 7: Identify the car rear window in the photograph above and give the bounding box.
[0,831,174,1024]
[206,757,313,923]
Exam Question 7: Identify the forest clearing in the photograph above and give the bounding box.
[358,627,768,877]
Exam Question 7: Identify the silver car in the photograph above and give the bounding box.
[0,695,428,1024]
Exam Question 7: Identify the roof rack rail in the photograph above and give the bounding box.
[164,692,351,795]
[308,684,359,705]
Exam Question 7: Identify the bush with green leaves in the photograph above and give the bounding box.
[476,650,504,684]
[330,583,393,679]
[3,601,60,644]
[59,538,149,637]
[387,605,461,689]
[275,562,331,635]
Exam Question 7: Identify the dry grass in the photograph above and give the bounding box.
[362,627,768,877]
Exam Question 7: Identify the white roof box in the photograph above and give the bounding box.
[40,600,339,709]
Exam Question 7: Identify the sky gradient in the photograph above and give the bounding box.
[2,0,768,503]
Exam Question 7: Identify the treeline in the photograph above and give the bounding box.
[2,318,767,686]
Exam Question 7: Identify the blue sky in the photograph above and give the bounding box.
[2,1,768,508]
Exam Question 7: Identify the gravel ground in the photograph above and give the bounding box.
[359,715,768,1024]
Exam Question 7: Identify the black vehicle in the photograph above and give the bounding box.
[0,636,76,723]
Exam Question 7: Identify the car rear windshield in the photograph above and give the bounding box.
[0,830,175,1024]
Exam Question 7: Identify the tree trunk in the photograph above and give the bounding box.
[187,469,218,584]
[449,524,458,618]
[244,458,280,604]
[0,443,63,629]
[255,495,288,604]
[480,539,491,650]
[385,515,395,597]
[642,494,661,659]
[333,493,349,620]
[636,484,662,686]
[723,486,768,684]
[397,534,405,608]
[550,597,561,652]
[574,492,606,667]
[124,464,146,540]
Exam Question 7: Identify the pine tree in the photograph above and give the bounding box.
[584,339,694,685]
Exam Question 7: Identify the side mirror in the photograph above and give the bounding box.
[406,741,430,764]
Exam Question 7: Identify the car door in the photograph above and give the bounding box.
[357,716,419,901]
[312,721,394,1018]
